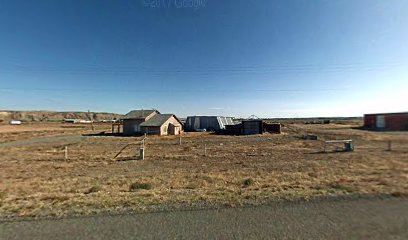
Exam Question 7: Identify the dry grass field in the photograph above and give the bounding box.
[0,121,407,218]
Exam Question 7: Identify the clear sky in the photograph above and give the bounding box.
[0,0,407,118]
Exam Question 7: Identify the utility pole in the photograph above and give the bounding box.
[88,110,95,132]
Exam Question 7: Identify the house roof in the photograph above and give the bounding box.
[140,114,181,127]
[123,110,159,119]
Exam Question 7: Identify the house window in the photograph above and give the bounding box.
[164,126,168,133]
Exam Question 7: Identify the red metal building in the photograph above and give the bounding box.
[364,112,408,131]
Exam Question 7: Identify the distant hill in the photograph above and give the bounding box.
[0,111,123,122]
[265,117,363,121]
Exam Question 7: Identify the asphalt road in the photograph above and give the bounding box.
[1,197,407,240]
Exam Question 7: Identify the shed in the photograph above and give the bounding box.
[122,110,160,136]
[364,112,408,131]
[242,120,263,135]
[140,114,183,136]
[224,123,242,135]
[185,116,234,132]
[264,122,282,134]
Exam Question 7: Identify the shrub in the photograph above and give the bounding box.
[185,183,199,189]
[40,195,70,201]
[391,192,408,198]
[129,182,152,191]
[308,172,318,178]
[329,183,353,192]
[243,178,254,187]
[85,185,102,194]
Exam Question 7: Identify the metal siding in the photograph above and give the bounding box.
[376,115,386,128]
[185,116,233,131]
[364,113,408,131]
[264,123,281,133]
[385,114,408,131]
[364,115,376,129]
[242,120,263,135]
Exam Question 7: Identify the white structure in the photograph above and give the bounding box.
[9,120,22,125]
[185,116,234,132]
[63,119,92,124]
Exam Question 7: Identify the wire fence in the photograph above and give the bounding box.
[1,132,407,162]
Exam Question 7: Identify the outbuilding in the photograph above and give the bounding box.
[140,114,183,136]
[364,112,408,131]
[225,120,281,135]
[185,116,234,132]
[242,119,263,135]
[122,110,160,136]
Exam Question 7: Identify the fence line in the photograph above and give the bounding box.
[10,134,407,162]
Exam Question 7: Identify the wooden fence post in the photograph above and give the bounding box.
[64,146,68,160]
[140,148,145,160]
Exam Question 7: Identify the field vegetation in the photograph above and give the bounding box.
[0,121,407,218]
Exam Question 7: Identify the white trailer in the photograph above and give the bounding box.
[9,120,22,125]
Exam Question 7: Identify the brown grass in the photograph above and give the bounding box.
[0,121,407,217]
[129,182,152,191]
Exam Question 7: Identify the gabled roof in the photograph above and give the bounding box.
[123,110,159,119]
[140,114,182,127]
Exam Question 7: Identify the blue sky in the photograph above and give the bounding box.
[0,0,407,118]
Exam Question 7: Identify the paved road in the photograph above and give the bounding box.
[1,197,407,240]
